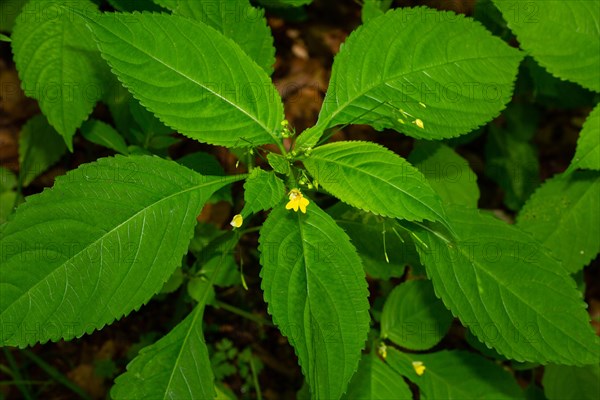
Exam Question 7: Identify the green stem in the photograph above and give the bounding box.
[249,353,263,400]
[247,149,255,173]
[239,226,261,235]
[275,135,288,156]
[0,364,15,377]
[0,380,50,386]
[22,350,91,400]
[214,301,274,327]
[2,349,33,400]
[199,233,240,307]
[286,165,299,189]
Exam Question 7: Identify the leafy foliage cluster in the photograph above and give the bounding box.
[0,0,599,399]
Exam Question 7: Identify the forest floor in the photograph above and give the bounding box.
[0,0,598,399]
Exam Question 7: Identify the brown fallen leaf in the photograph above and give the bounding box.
[0,67,38,123]
[67,364,106,400]
[0,126,18,169]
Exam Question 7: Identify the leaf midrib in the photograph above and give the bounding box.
[296,211,323,397]
[296,210,355,399]
[309,150,444,222]
[94,16,280,145]
[162,232,240,398]
[163,305,204,400]
[321,54,520,129]
[450,232,595,356]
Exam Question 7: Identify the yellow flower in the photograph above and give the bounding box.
[230,214,243,228]
[286,189,309,213]
[412,361,426,376]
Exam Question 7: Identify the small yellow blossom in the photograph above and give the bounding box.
[230,214,243,228]
[412,361,426,376]
[413,119,424,129]
[286,189,309,213]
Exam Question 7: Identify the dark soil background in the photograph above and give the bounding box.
[0,0,598,399]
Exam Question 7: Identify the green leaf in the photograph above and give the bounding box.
[173,0,276,74]
[18,115,67,187]
[102,79,138,141]
[303,141,445,222]
[129,97,173,138]
[188,222,225,257]
[125,85,178,153]
[198,256,240,288]
[568,104,600,172]
[361,0,393,23]
[525,384,547,400]
[86,12,284,148]
[0,168,18,224]
[0,0,27,32]
[241,168,286,216]
[473,0,513,41]
[187,277,216,305]
[465,329,508,360]
[493,0,600,92]
[267,153,291,175]
[215,385,236,400]
[295,7,523,149]
[404,206,599,365]
[485,124,540,210]
[297,382,310,400]
[542,364,600,400]
[0,33,10,42]
[107,0,165,12]
[342,352,412,400]
[483,103,540,210]
[195,231,241,288]
[0,192,18,224]
[178,152,225,177]
[80,119,129,155]
[177,152,232,204]
[0,155,240,347]
[12,0,109,150]
[160,268,184,294]
[500,103,540,141]
[152,0,178,10]
[0,168,17,193]
[517,171,600,273]
[111,306,216,400]
[257,0,313,8]
[259,202,370,399]
[409,141,480,208]
[386,348,524,399]
[191,231,241,301]
[327,203,418,280]
[381,280,453,350]
[521,57,597,109]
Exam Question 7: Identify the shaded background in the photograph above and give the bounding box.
[0,0,599,398]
